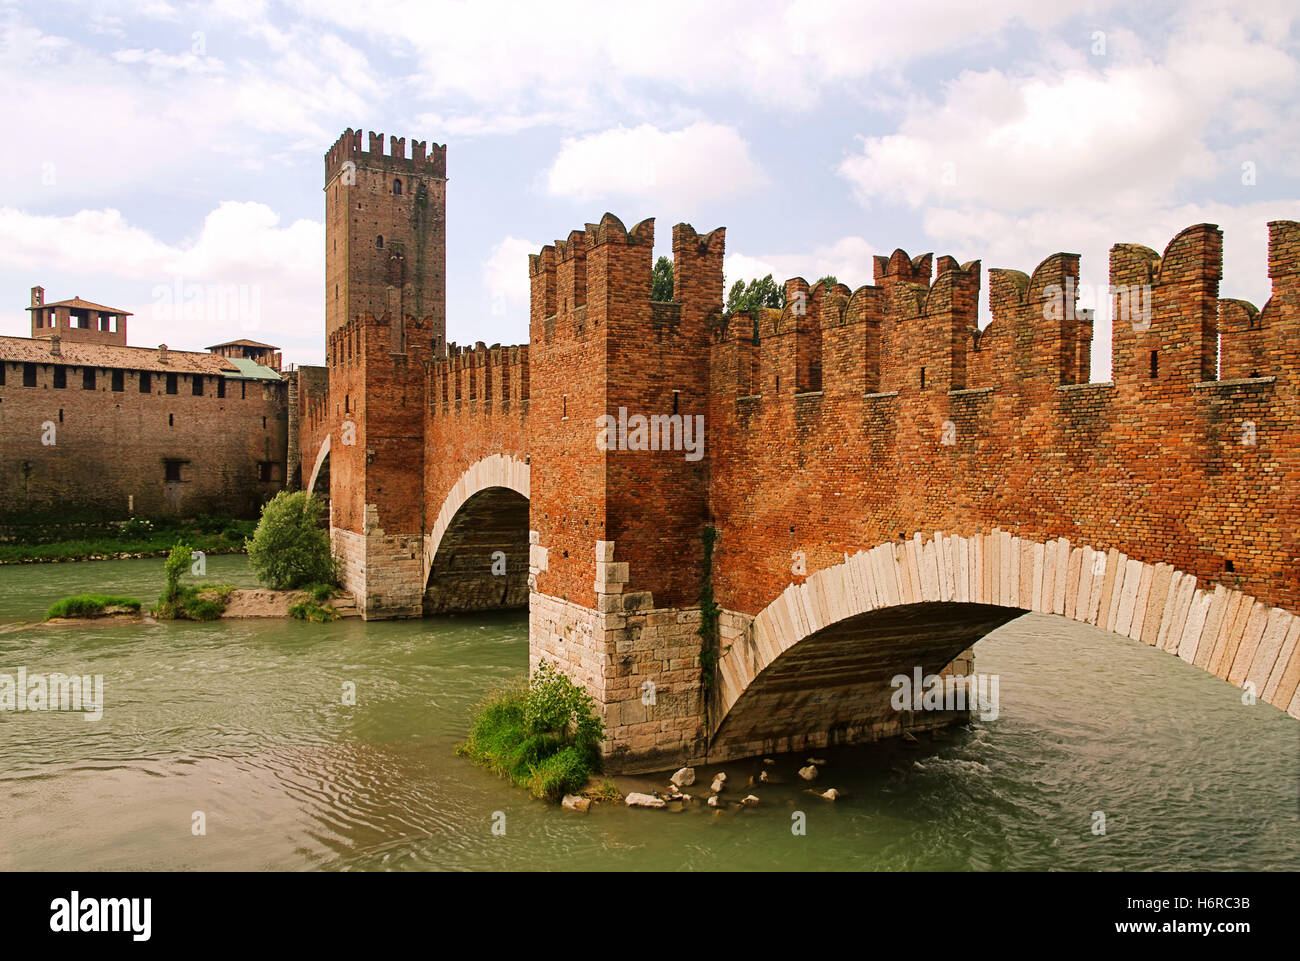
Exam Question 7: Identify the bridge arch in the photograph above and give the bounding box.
[711,531,1300,760]
[422,454,530,615]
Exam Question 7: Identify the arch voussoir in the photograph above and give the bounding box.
[714,530,1300,736]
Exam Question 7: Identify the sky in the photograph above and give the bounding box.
[1,0,1297,379]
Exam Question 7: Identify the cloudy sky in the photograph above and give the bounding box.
[2,0,1297,378]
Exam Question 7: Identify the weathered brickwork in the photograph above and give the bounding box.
[0,339,286,520]
[314,125,1299,770]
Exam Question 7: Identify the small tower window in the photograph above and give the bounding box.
[393,178,402,195]
[376,235,384,248]
[1149,350,1159,379]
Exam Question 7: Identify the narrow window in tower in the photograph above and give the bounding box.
[376,235,383,248]
[169,413,174,427]
[1149,350,1159,379]
[673,390,680,414]
[562,394,567,420]
[393,178,402,195]
[920,366,927,389]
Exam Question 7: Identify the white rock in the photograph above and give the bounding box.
[762,758,775,766]
[670,767,695,787]
[710,776,726,793]
[807,757,827,766]
[742,794,760,806]
[561,794,591,813]
[759,770,770,782]
[707,795,720,808]
[625,792,666,809]
[820,788,838,801]
[798,764,819,781]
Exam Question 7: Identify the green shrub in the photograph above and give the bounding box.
[154,580,234,621]
[162,541,191,605]
[246,491,336,590]
[288,597,338,622]
[527,746,591,802]
[457,662,605,802]
[45,594,142,620]
[121,517,155,539]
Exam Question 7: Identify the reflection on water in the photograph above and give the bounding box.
[0,556,1297,871]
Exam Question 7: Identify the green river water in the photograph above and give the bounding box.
[0,555,1296,871]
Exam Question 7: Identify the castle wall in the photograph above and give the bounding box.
[0,358,286,521]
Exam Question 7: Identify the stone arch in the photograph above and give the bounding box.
[712,531,1300,758]
[422,454,530,614]
[306,433,330,498]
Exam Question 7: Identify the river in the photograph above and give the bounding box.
[1,555,1296,871]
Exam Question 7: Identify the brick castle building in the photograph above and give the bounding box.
[0,285,293,521]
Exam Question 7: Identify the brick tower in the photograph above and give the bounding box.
[324,129,447,618]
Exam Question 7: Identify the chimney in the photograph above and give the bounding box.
[31,286,44,308]
[49,334,61,357]
[158,344,169,365]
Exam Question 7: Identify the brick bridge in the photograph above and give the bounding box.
[302,130,1300,773]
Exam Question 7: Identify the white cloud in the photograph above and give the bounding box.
[0,202,325,362]
[476,235,537,339]
[839,13,1298,212]
[546,123,766,208]
[724,236,878,292]
[281,0,1098,115]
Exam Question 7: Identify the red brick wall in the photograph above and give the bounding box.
[707,220,1300,622]
[0,362,286,520]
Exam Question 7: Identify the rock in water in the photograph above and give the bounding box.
[820,788,839,801]
[710,775,726,793]
[807,757,827,766]
[625,792,666,809]
[707,795,720,808]
[670,767,695,788]
[798,764,819,781]
[742,795,760,806]
[562,794,591,813]
[759,770,770,782]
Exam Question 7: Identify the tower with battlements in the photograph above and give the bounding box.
[324,129,447,617]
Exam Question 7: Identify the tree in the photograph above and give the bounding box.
[651,255,674,302]
[814,275,839,293]
[246,490,336,590]
[725,274,785,315]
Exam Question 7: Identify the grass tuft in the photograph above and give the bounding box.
[44,594,142,620]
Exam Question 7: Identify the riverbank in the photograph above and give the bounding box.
[0,517,256,565]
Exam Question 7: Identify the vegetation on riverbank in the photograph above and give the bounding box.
[247,491,336,590]
[288,584,340,622]
[44,594,142,620]
[457,660,605,802]
[0,515,256,565]
[152,541,235,621]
